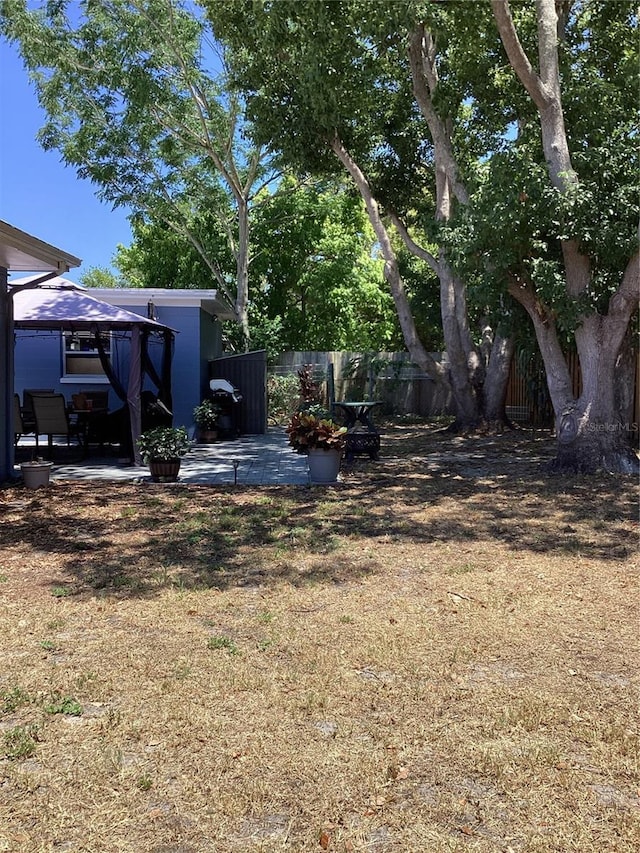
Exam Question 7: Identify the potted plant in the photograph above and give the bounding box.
[21,456,54,489]
[193,399,222,443]
[286,411,347,483]
[137,426,191,482]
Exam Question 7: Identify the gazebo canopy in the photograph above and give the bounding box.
[11,275,172,332]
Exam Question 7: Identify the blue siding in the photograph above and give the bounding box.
[200,309,222,399]
[14,331,116,409]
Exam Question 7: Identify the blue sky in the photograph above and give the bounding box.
[0,41,133,283]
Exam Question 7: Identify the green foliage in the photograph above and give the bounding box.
[1,687,31,714]
[51,585,72,598]
[207,635,239,655]
[137,426,191,463]
[136,773,153,791]
[192,400,222,429]
[44,695,83,716]
[0,0,271,328]
[214,0,638,354]
[250,177,401,351]
[3,725,38,760]
[286,412,347,454]
[80,266,125,289]
[267,374,300,425]
[115,201,235,290]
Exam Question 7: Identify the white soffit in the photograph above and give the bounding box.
[0,221,81,272]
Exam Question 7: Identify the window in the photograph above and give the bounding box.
[62,331,111,382]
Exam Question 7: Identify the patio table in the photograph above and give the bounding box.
[333,401,382,460]
[68,405,109,456]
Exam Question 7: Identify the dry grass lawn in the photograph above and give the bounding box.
[0,422,638,853]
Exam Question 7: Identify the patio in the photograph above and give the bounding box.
[13,427,311,486]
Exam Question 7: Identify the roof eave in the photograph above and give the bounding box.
[0,221,82,272]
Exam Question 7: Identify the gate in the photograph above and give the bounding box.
[209,350,267,435]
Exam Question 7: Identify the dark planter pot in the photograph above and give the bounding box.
[197,428,219,444]
[149,459,181,482]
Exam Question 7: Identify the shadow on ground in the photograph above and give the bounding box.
[1,425,637,598]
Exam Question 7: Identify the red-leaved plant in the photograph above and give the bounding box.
[286,412,347,454]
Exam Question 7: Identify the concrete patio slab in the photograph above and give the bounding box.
[14,428,313,486]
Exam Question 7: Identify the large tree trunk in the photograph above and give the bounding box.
[330,135,450,394]
[510,274,639,473]
[439,255,481,428]
[614,331,637,438]
[407,23,513,432]
[236,196,251,349]
[553,331,639,474]
[557,312,640,473]
[494,0,639,472]
[483,333,515,430]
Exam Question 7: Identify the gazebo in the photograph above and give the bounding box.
[11,276,175,464]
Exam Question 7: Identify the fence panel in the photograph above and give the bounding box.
[271,352,454,417]
[273,350,638,428]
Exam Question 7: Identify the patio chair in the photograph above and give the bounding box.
[74,390,111,450]
[14,394,27,445]
[22,389,54,433]
[31,393,81,454]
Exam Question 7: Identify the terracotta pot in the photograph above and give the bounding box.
[21,461,53,489]
[307,448,342,484]
[149,459,181,482]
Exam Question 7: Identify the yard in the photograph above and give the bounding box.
[0,421,638,852]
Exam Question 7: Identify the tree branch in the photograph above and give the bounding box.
[387,212,440,276]
[407,25,469,211]
[491,0,551,110]
[609,251,640,319]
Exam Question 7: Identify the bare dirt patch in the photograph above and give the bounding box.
[1,423,638,852]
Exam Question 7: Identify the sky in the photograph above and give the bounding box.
[0,41,133,284]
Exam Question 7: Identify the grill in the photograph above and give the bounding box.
[209,379,243,439]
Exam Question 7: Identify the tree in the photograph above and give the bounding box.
[113,175,404,354]
[1,0,274,344]
[250,177,402,351]
[80,267,125,289]
[211,0,516,430]
[214,0,638,470]
[486,0,639,471]
[115,207,234,291]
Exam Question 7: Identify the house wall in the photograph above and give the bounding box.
[14,330,122,409]
[200,309,222,401]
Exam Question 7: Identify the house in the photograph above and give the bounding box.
[13,282,238,434]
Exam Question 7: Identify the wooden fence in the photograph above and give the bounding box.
[272,350,640,429]
[271,351,454,417]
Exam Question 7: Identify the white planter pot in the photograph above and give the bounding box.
[21,461,53,489]
[307,448,342,484]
